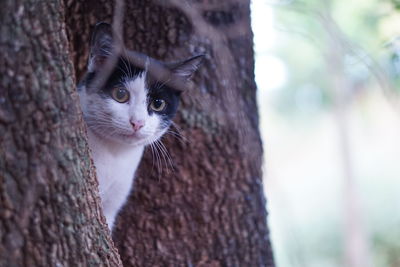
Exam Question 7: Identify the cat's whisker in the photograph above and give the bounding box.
[168,129,185,139]
[154,139,174,174]
[153,140,169,175]
[170,122,185,136]
[165,129,188,144]
[159,140,174,172]
[168,129,189,145]
[170,121,180,130]
[148,143,156,173]
[87,122,126,133]
[152,142,162,176]
[87,118,132,132]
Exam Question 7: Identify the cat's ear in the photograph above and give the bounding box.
[169,55,205,80]
[88,22,114,72]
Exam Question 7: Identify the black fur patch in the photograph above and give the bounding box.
[147,81,181,126]
[84,57,144,97]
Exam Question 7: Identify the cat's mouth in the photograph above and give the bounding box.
[119,131,150,140]
[120,132,139,139]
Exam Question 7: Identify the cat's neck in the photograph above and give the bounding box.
[86,129,144,155]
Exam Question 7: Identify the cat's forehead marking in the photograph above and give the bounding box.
[123,72,147,102]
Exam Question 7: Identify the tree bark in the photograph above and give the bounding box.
[0,0,121,266]
[65,0,275,266]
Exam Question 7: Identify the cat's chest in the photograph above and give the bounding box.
[87,130,144,196]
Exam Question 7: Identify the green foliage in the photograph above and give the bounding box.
[270,0,400,117]
[391,0,400,10]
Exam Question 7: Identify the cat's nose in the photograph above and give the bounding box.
[130,119,145,131]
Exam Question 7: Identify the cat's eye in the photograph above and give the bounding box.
[111,88,130,103]
[150,99,166,112]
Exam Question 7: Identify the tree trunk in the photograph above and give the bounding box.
[0,0,121,266]
[66,0,275,266]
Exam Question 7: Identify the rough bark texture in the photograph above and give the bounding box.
[65,0,274,266]
[0,0,121,266]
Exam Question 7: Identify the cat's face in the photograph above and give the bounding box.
[78,22,203,147]
[80,59,181,146]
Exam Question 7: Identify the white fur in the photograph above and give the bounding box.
[87,129,144,227]
[79,73,167,229]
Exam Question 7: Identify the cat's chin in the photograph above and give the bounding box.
[119,128,167,147]
[112,132,152,147]
[89,129,147,147]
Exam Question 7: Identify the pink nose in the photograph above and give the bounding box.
[130,120,145,131]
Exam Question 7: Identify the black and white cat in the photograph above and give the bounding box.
[78,22,203,229]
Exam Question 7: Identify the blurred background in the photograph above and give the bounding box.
[251,0,400,266]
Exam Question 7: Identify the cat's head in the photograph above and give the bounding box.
[78,22,203,147]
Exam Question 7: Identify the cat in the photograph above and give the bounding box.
[78,22,203,230]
